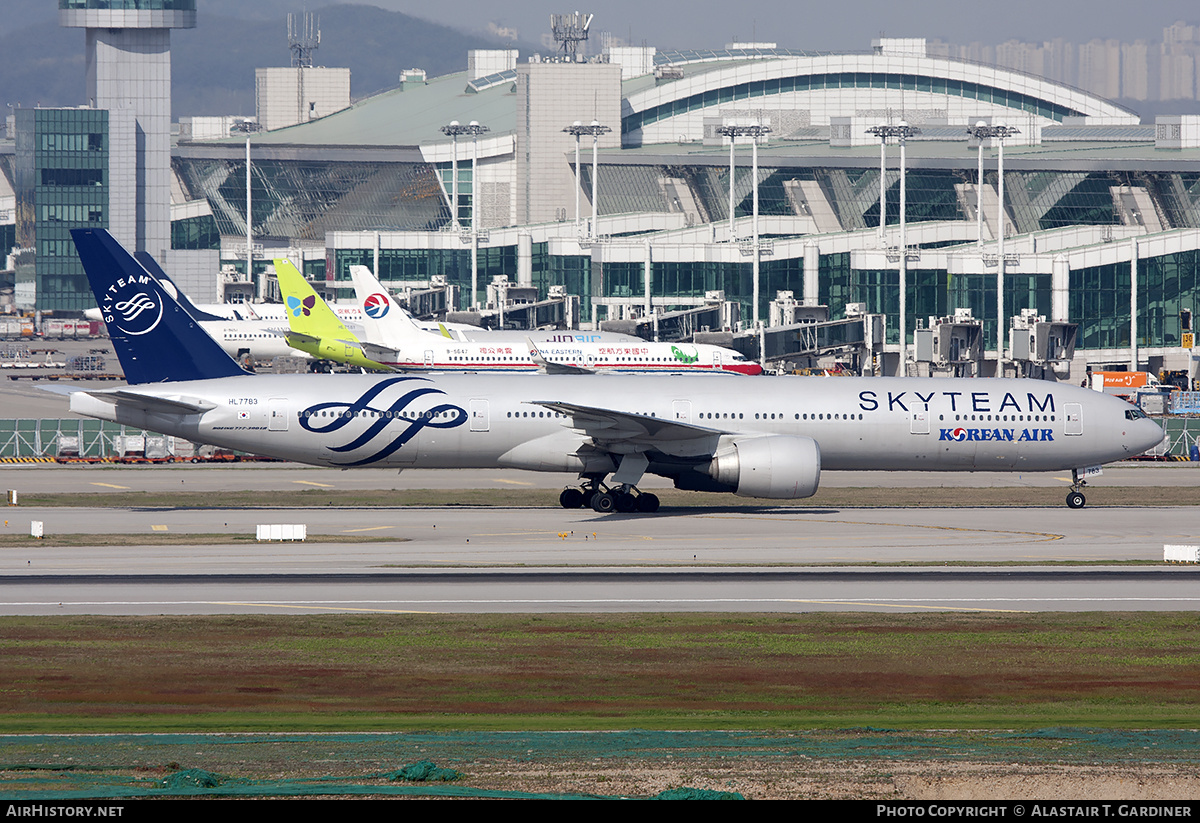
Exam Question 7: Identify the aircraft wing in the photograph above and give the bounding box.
[529,400,724,448]
[82,389,216,415]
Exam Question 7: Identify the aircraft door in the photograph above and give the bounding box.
[424,350,435,367]
[268,398,289,432]
[1064,403,1083,435]
[469,399,490,432]
[910,409,930,434]
[672,400,692,423]
[713,350,722,369]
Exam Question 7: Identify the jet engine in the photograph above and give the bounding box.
[705,435,821,499]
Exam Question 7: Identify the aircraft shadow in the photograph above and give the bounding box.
[578,506,841,520]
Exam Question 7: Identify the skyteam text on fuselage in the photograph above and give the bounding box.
[69,229,1164,513]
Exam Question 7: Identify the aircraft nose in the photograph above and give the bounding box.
[1135,418,1165,455]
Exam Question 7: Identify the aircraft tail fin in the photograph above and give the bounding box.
[132,251,227,322]
[71,229,249,385]
[348,265,427,348]
[274,259,360,341]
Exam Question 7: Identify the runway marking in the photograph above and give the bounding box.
[151,525,167,532]
[702,514,1064,544]
[210,602,435,614]
[90,483,130,490]
[293,480,333,488]
[782,599,1023,613]
[342,526,393,533]
[493,479,535,486]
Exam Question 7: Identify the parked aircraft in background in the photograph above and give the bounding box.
[347,265,762,375]
[69,228,1163,512]
[84,255,642,344]
[274,259,391,371]
[80,245,313,363]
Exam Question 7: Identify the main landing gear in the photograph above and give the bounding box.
[559,481,659,514]
[1066,469,1087,509]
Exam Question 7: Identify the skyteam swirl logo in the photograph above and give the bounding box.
[101,278,163,336]
[363,293,390,319]
[299,377,466,466]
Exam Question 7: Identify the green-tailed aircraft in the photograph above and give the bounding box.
[274,259,394,371]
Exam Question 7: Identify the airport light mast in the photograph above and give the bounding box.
[717,122,772,327]
[865,122,919,376]
[442,120,489,308]
[563,120,611,239]
[968,121,1020,371]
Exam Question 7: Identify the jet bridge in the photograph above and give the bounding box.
[1009,309,1078,379]
[705,304,888,376]
[913,309,985,377]
[599,293,741,343]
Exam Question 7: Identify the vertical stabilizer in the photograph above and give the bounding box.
[275,259,361,342]
[132,251,227,322]
[71,229,249,384]
[274,258,389,370]
[348,265,429,349]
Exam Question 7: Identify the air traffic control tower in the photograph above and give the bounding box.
[59,0,195,259]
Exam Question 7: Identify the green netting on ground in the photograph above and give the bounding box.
[0,729,1196,799]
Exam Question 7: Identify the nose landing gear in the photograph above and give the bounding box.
[1066,469,1087,509]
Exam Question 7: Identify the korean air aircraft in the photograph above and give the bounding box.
[346,265,763,375]
[70,229,1163,513]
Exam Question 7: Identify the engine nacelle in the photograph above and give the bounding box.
[706,435,821,499]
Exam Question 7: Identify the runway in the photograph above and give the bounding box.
[2,460,1195,492]
[2,492,1198,614]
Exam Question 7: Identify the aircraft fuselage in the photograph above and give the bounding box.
[71,373,1163,484]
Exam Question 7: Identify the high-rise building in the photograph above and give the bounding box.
[12,107,133,311]
[59,0,196,259]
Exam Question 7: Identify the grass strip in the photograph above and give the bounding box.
[2,612,1199,733]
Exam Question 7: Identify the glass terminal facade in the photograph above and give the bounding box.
[12,108,109,312]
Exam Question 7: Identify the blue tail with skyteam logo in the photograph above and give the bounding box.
[71,229,249,385]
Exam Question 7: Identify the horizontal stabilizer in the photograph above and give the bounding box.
[525,337,594,375]
[83,389,216,415]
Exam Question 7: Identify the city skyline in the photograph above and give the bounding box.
[372,0,1200,54]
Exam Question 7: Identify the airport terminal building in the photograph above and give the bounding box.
[5,22,1200,380]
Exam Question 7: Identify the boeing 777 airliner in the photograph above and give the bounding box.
[71,229,1163,513]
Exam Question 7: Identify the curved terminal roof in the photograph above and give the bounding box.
[199,47,1138,160]
[621,52,1138,146]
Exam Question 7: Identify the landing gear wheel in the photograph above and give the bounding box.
[1066,491,1086,509]
[615,491,638,513]
[636,493,660,513]
[559,488,585,509]
[590,492,616,514]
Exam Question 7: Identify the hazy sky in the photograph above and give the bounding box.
[371,0,1200,51]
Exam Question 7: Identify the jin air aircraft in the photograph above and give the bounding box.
[346,265,763,375]
[273,259,391,371]
[70,229,1162,513]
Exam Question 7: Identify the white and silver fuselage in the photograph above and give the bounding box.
[70,373,1163,478]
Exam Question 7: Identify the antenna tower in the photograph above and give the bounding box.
[550,12,593,56]
[288,12,320,68]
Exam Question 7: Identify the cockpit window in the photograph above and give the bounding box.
[1125,408,1148,420]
